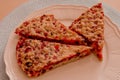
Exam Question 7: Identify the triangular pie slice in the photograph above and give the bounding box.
[16,37,91,77]
[69,3,104,60]
[15,15,86,45]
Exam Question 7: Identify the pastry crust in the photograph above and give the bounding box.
[69,3,104,60]
[16,37,91,77]
[15,15,86,45]
[15,3,105,77]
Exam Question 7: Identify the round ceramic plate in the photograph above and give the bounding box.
[4,5,120,80]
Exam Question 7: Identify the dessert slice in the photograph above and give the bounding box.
[16,37,91,77]
[69,3,104,60]
[15,15,86,45]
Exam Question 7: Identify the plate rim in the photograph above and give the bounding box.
[4,4,120,80]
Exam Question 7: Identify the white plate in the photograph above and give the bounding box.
[4,5,120,80]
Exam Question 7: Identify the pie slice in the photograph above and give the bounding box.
[16,37,91,77]
[69,3,104,60]
[15,15,86,45]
